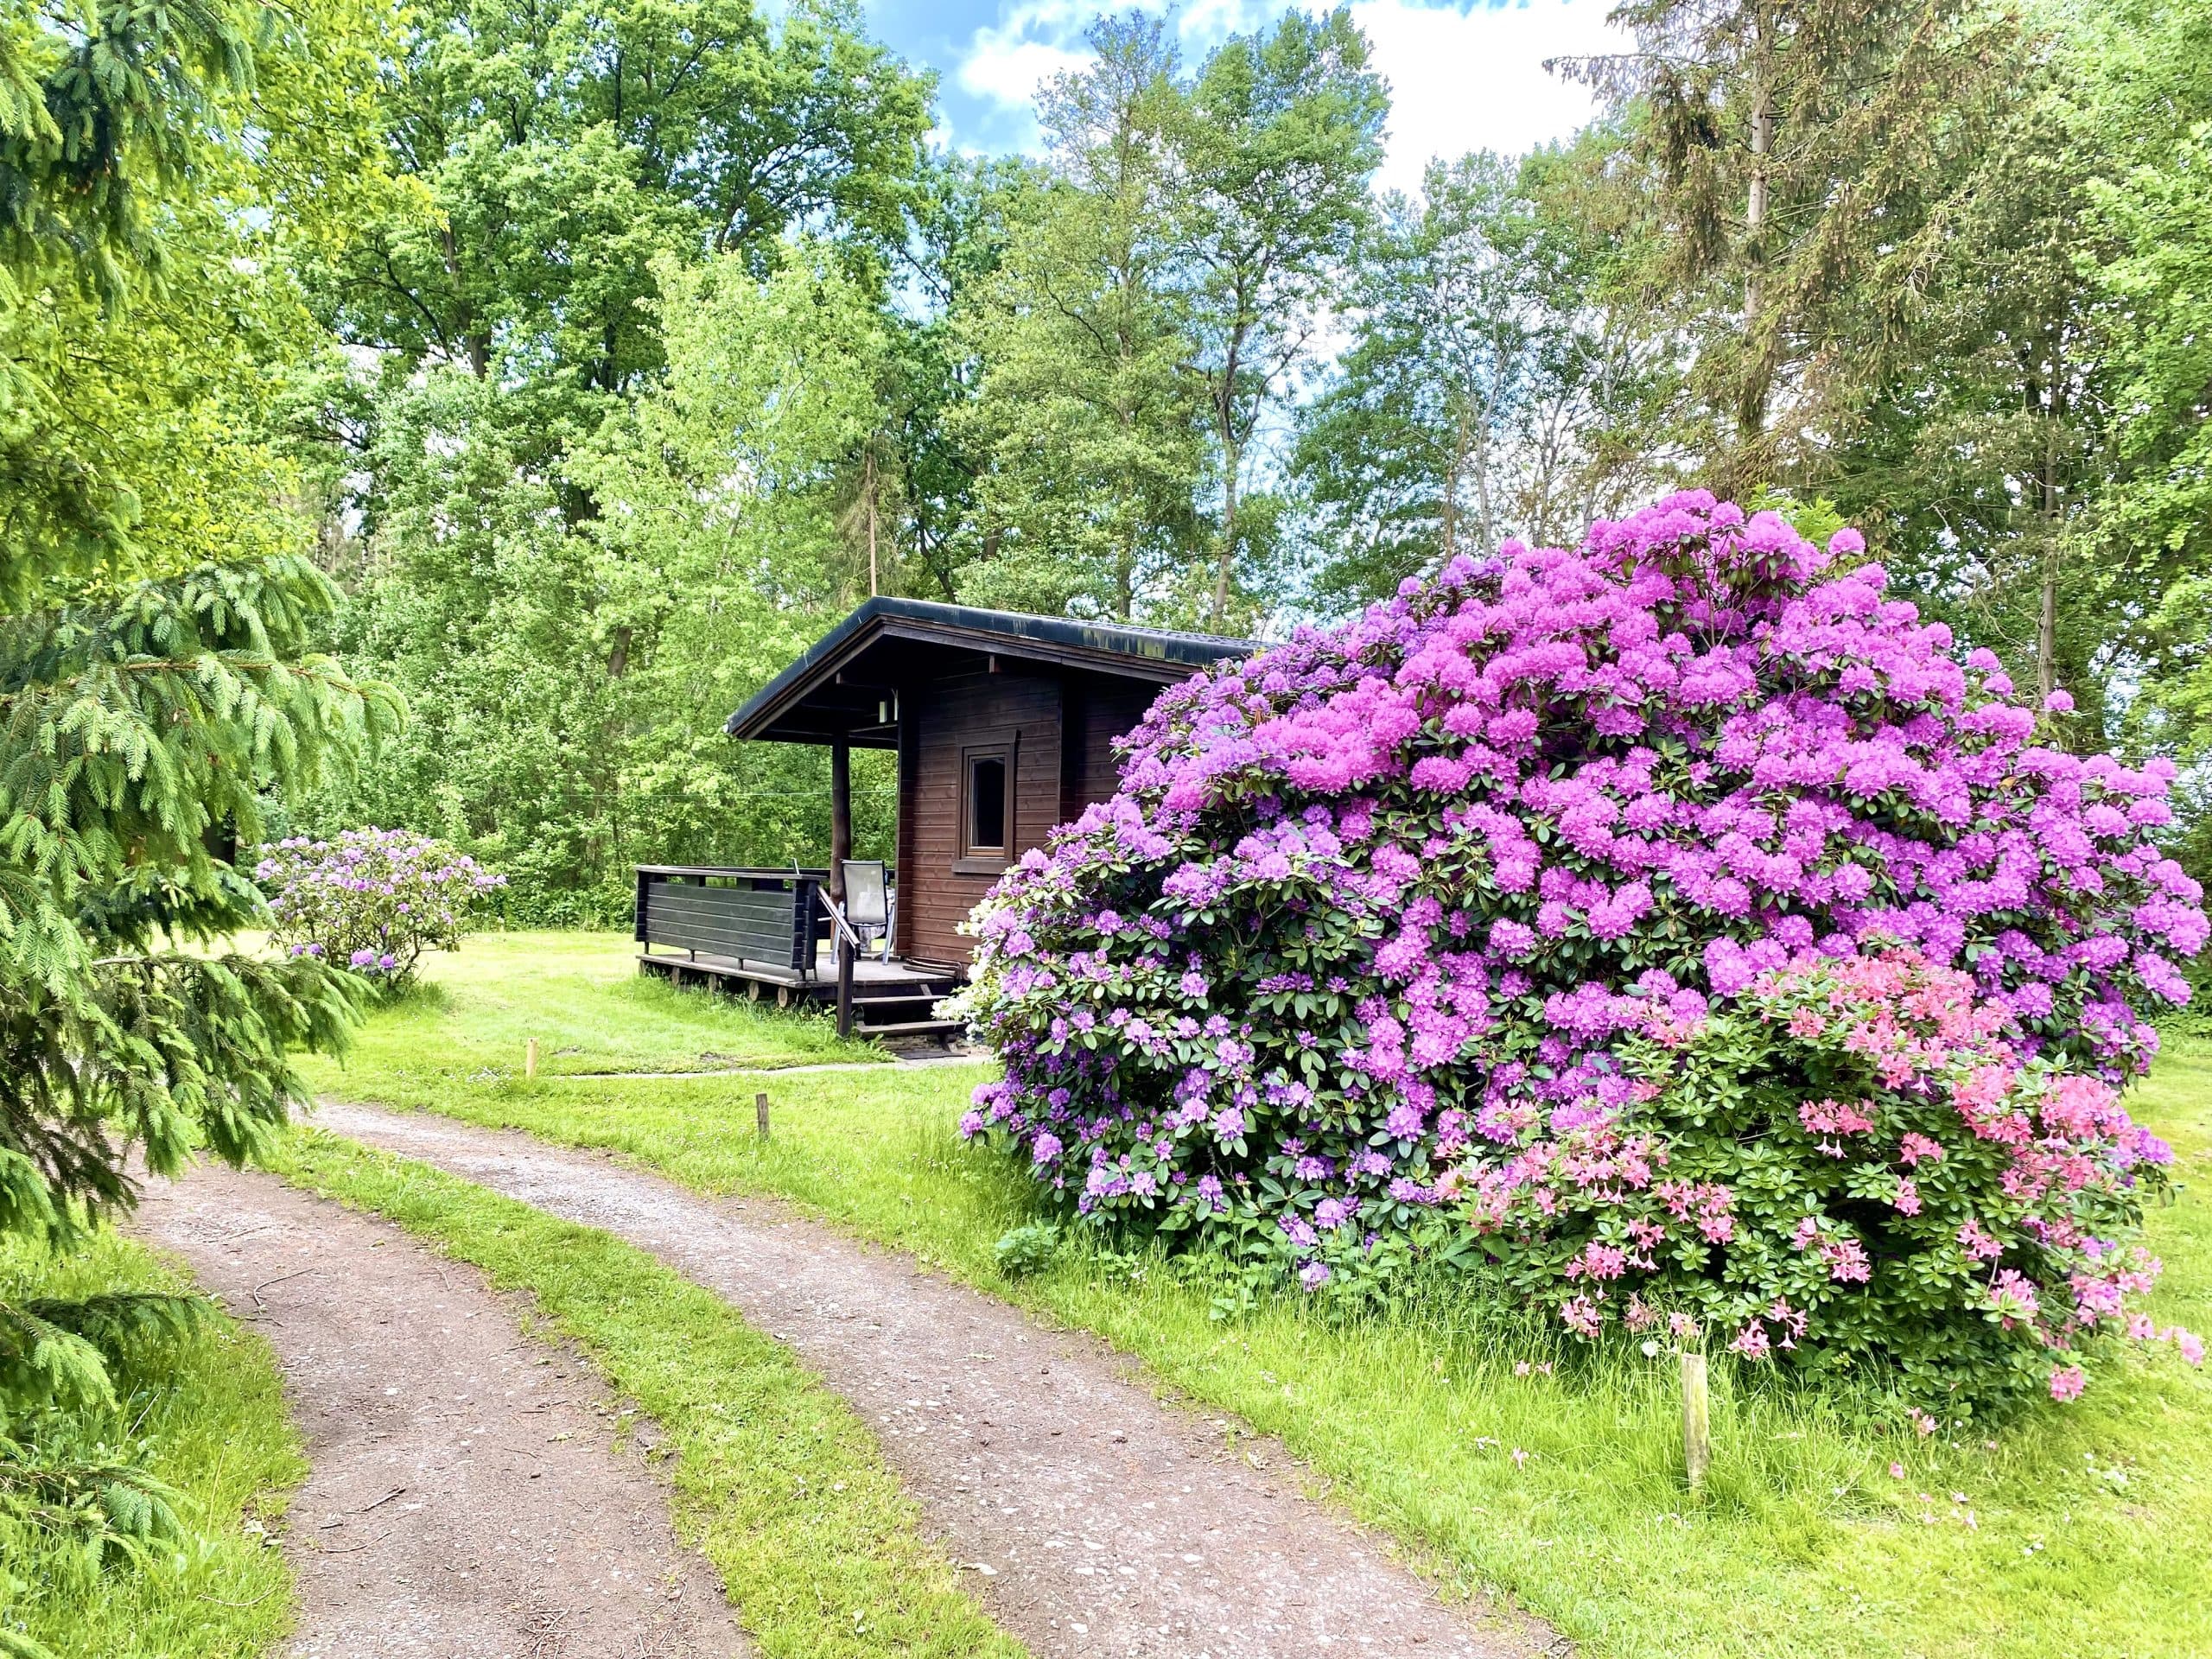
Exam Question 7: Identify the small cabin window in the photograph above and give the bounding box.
[961,745,1013,865]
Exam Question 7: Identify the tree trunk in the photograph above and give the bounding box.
[438,223,487,380]
[863,448,880,597]
[1116,389,1139,620]
[1212,434,1240,626]
[1440,402,1466,562]
[1471,409,1497,558]
[2037,346,2063,711]
[1210,303,1256,628]
[2037,541,2058,709]
[1739,66,1775,444]
[1745,96,1771,310]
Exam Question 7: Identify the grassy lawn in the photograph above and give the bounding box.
[301,932,2212,1659]
[0,1231,304,1659]
[266,1128,1023,1659]
[316,929,882,1077]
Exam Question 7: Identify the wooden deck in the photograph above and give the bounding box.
[637,946,968,1043]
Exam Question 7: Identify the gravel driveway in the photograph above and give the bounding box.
[135,1162,744,1659]
[309,1098,1560,1659]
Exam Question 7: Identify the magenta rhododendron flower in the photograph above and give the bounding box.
[951,495,2203,1408]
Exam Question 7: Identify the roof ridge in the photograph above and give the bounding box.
[725,595,1252,742]
[861,594,1252,650]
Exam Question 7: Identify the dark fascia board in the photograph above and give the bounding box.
[724,595,1253,741]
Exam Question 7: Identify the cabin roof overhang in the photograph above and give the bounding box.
[724,596,1252,747]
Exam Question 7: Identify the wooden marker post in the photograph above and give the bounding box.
[755,1090,771,1138]
[524,1038,539,1080]
[1681,1351,1712,1493]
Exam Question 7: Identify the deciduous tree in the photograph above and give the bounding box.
[1172,8,1385,624]
[1293,140,1674,604]
[955,16,1208,620]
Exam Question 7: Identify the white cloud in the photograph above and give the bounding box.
[953,0,1094,143]
[944,0,1630,177]
[957,35,1091,111]
[1172,0,1265,46]
[1353,0,1629,194]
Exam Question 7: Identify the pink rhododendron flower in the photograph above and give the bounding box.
[1898,1134,1945,1167]
[1731,1322,1772,1360]
[1560,1296,1603,1338]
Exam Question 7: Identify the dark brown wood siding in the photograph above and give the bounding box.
[894,692,920,961]
[1058,672,1160,822]
[899,665,1064,968]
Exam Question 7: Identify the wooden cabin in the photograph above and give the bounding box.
[633,597,1249,1039]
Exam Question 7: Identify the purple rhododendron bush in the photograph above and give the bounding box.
[259,826,506,987]
[952,493,2210,1413]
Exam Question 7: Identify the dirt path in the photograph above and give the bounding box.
[134,1162,744,1659]
[313,1100,1559,1659]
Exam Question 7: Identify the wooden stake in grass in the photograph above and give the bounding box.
[1681,1351,1712,1493]
[524,1038,539,1080]
[755,1090,771,1139]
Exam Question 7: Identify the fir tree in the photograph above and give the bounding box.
[0,0,397,1582]
[1566,0,2017,492]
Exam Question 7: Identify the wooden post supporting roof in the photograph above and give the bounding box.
[830,732,854,1038]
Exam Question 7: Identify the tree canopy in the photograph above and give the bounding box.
[7,0,2211,936]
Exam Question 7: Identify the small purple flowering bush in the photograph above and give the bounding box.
[258,827,505,988]
[953,493,2209,1412]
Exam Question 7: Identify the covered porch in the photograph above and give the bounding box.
[632,864,963,1043]
[669,596,1245,1041]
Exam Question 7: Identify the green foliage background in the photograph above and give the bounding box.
[3,0,2209,1640]
[12,0,2212,932]
[240,0,2212,925]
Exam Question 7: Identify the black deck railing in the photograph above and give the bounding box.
[633,866,833,978]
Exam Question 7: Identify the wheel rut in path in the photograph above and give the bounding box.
[315,1099,1560,1659]
[133,1160,743,1659]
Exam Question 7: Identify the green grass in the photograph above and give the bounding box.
[321,930,884,1079]
[302,932,2212,1659]
[264,1128,1025,1659]
[0,1231,304,1659]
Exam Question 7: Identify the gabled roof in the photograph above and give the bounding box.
[725,596,1252,745]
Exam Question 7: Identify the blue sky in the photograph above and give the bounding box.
[861,0,1632,194]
